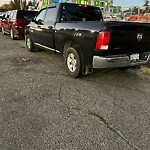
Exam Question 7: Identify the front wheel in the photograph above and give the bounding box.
[25,34,35,52]
[65,47,82,78]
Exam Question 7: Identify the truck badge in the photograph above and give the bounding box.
[137,33,143,41]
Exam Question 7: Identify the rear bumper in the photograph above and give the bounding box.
[93,52,150,68]
[14,29,25,37]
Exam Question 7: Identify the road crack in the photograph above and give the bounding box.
[89,112,140,150]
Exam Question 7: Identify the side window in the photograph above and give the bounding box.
[35,9,47,22]
[45,7,58,22]
[60,5,78,21]
[10,11,15,19]
[11,11,17,19]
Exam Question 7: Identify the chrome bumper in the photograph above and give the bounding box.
[93,52,150,68]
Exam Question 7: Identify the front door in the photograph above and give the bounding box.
[39,6,59,50]
[30,8,47,45]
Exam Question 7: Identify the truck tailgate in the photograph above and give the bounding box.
[107,21,150,55]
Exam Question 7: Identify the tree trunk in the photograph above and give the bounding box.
[20,0,23,10]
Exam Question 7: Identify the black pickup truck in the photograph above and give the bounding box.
[25,3,150,77]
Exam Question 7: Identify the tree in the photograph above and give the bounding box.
[32,0,37,6]
[28,1,33,6]
[20,0,23,10]
[0,4,10,9]
[22,0,28,10]
[9,0,20,9]
[144,0,149,6]
[9,0,29,10]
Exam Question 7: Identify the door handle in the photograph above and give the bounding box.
[37,25,41,28]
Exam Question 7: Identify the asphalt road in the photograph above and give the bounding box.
[0,33,150,150]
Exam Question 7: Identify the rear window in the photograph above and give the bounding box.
[60,3,103,21]
[17,10,38,21]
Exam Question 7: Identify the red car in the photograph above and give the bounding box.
[2,10,37,39]
[0,15,3,32]
[0,13,5,32]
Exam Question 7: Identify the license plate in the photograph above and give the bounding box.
[130,54,139,61]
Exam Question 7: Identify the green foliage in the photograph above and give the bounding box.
[32,0,37,6]
[0,0,34,10]
[9,0,20,9]
[0,4,10,9]
[28,1,33,6]
[22,0,28,10]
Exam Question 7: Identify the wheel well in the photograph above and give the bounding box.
[63,40,93,75]
[63,40,76,55]
[25,31,29,35]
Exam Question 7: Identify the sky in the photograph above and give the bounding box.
[0,0,145,7]
[113,0,144,7]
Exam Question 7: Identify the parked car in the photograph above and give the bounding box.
[124,11,136,17]
[0,14,4,32]
[2,9,37,39]
[0,11,7,32]
[0,8,7,15]
[25,3,150,77]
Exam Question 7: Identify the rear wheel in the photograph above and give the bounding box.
[10,27,17,40]
[65,47,82,78]
[25,34,35,52]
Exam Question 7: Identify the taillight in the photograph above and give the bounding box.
[78,4,87,7]
[13,22,23,29]
[95,31,110,50]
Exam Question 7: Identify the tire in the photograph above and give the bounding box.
[10,27,17,40]
[2,26,6,35]
[65,47,82,78]
[25,34,35,52]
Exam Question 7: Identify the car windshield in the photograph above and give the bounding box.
[17,10,37,21]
